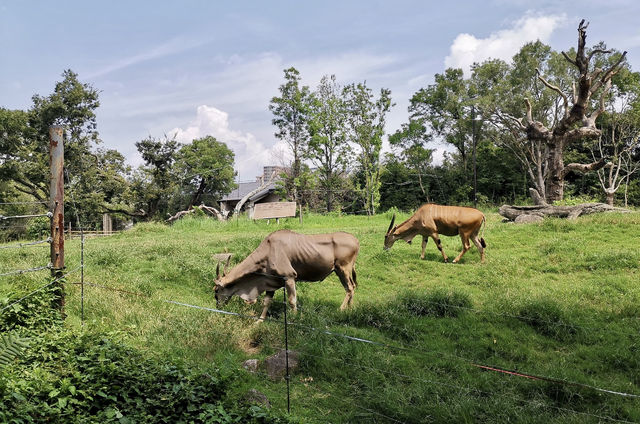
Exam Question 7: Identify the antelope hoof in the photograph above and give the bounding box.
[254,318,265,325]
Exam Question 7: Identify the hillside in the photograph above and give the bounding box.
[2,211,640,423]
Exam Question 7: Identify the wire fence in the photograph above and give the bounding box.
[0,203,52,277]
[2,196,639,422]
[53,275,640,423]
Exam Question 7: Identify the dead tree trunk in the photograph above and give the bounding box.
[509,20,626,204]
[499,202,630,222]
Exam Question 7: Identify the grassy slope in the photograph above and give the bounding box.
[2,211,640,423]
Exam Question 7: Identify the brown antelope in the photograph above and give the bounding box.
[214,230,359,321]
[384,204,486,263]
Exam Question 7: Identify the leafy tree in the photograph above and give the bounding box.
[133,135,180,219]
[1,70,133,225]
[1,67,103,203]
[343,82,393,215]
[379,154,426,211]
[306,75,351,212]
[471,43,554,204]
[174,136,236,209]
[409,68,474,170]
[388,119,434,203]
[29,70,101,191]
[269,67,311,204]
[0,108,39,200]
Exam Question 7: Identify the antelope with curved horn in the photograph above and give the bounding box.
[214,230,359,321]
[384,204,486,263]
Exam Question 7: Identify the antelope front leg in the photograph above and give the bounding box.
[431,234,448,262]
[257,290,275,323]
[421,236,428,259]
[285,278,297,312]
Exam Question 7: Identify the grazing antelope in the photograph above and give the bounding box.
[214,230,359,321]
[384,204,486,263]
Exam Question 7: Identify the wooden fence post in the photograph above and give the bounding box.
[49,125,65,312]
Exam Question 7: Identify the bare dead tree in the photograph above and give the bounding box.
[591,91,640,206]
[505,20,627,204]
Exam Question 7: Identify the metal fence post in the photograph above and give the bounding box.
[49,125,65,312]
[283,289,291,414]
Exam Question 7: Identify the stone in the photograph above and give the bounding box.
[264,349,300,380]
[244,389,270,408]
[242,359,259,373]
[514,214,544,224]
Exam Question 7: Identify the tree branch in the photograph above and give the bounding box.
[587,48,611,63]
[536,68,569,118]
[524,98,533,123]
[499,111,526,130]
[591,51,627,94]
[103,206,147,218]
[563,157,608,177]
[562,51,577,67]
[588,79,612,125]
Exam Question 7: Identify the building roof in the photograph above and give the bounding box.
[221,181,277,202]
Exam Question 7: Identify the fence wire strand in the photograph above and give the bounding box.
[260,341,636,424]
[0,263,51,277]
[66,280,640,402]
[0,212,52,220]
[0,238,52,249]
[1,266,80,313]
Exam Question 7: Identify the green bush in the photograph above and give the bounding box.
[26,216,50,240]
[0,282,63,332]
[0,285,289,424]
[0,329,289,424]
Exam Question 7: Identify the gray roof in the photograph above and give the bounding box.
[221,181,276,202]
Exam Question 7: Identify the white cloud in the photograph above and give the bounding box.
[445,14,566,76]
[169,105,283,180]
[86,36,211,79]
[98,49,414,178]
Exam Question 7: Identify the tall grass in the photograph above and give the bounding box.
[2,211,640,423]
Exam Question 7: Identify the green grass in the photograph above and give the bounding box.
[2,211,640,423]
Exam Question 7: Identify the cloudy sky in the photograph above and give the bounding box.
[2,1,640,180]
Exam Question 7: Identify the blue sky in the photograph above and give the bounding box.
[2,1,640,180]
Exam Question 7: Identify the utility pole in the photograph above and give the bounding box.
[49,125,65,312]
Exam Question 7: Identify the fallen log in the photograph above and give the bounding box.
[166,204,227,223]
[499,203,631,222]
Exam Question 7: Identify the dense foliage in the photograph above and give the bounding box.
[0,286,289,424]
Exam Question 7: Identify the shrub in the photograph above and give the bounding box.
[26,216,51,240]
[0,282,63,332]
[0,329,289,424]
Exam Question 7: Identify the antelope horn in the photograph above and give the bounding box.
[215,262,221,279]
[387,213,396,234]
[223,255,231,276]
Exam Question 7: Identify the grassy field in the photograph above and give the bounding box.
[2,210,640,423]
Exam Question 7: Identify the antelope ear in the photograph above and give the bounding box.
[387,213,396,234]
